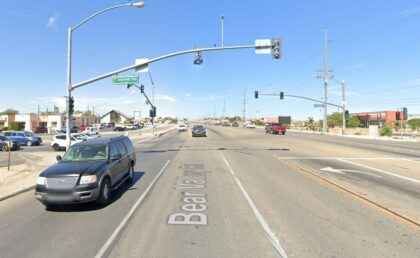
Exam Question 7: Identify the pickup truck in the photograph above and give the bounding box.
[265,123,286,135]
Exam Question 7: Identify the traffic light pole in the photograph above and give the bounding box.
[127,84,156,134]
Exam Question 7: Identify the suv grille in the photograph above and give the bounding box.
[46,176,79,189]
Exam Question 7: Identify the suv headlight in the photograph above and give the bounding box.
[80,175,97,184]
[37,177,46,185]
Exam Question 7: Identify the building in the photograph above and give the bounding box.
[101,110,132,124]
[14,114,41,131]
[351,111,401,127]
[0,115,15,128]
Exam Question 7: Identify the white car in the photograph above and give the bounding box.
[178,124,187,132]
[245,123,256,129]
[51,134,84,151]
[83,126,100,135]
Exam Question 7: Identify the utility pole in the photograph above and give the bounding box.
[242,86,247,122]
[221,15,224,48]
[341,80,346,135]
[213,105,216,120]
[223,99,226,120]
[321,30,329,134]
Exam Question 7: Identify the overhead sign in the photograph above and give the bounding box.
[255,39,271,54]
[314,104,325,108]
[135,58,149,73]
[112,76,139,84]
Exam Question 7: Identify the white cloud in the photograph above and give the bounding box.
[47,12,59,28]
[185,93,192,97]
[155,94,176,102]
[393,6,420,17]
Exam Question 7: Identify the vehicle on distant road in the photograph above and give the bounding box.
[178,124,188,132]
[192,125,207,137]
[232,122,239,127]
[34,127,48,133]
[113,126,126,131]
[51,134,84,151]
[36,136,136,208]
[265,123,286,135]
[56,127,78,133]
[245,123,256,129]
[84,126,100,135]
[0,135,20,151]
[222,122,229,127]
[3,131,42,146]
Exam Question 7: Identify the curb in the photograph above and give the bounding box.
[0,185,35,202]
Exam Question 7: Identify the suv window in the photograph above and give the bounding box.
[4,132,11,136]
[122,137,134,153]
[115,140,127,155]
[56,135,66,140]
[109,143,119,157]
[17,133,25,137]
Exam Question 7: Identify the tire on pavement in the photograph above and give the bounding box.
[96,178,111,206]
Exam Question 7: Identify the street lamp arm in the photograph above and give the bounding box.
[286,94,344,109]
[72,3,132,31]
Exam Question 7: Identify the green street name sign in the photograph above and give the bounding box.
[112,76,139,84]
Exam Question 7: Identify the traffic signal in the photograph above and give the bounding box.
[280,92,284,99]
[345,110,349,118]
[396,111,401,121]
[127,84,133,89]
[69,96,74,114]
[271,38,281,59]
[403,107,408,120]
[254,91,259,99]
[140,84,144,94]
[194,51,203,65]
[149,106,157,118]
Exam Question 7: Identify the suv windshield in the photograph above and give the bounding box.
[25,132,34,137]
[62,144,108,161]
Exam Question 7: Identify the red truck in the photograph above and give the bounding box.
[265,123,286,135]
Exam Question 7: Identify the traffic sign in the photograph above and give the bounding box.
[314,104,325,108]
[112,76,139,84]
[255,39,271,54]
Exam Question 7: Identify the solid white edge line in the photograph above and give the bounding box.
[95,159,172,258]
[222,156,287,258]
[336,158,420,184]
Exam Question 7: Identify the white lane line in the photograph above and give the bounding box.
[277,157,419,160]
[222,156,287,258]
[134,138,152,145]
[336,158,420,184]
[95,159,172,258]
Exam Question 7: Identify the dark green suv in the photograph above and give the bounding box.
[35,136,136,208]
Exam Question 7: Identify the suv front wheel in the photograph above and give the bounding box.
[96,178,111,206]
[27,140,33,146]
[52,144,60,151]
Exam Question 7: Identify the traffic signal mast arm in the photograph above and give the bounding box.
[127,84,155,109]
[71,43,273,90]
[257,92,344,110]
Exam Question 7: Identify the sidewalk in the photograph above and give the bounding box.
[288,129,420,143]
[0,126,176,201]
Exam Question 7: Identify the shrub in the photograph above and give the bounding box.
[380,126,392,137]
[255,120,265,126]
[9,122,23,131]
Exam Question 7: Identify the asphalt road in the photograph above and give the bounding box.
[0,126,419,257]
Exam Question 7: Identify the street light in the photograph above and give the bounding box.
[66,2,145,148]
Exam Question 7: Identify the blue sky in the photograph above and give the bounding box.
[1,0,420,120]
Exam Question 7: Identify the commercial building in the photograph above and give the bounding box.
[351,111,402,127]
[100,110,132,124]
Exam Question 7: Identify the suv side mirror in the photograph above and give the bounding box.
[111,153,122,160]
[56,155,62,161]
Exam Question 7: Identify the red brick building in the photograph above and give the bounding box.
[351,111,401,127]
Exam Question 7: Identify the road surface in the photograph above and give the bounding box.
[0,126,419,257]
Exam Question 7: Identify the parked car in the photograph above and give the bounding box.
[0,135,20,151]
[232,122,239,127]
[34,127,48,133]
[3,131,42,146]
[79,132,100,140]
[79,125,87,131]
[178,124,188,132]
[56,127,78,133]
[245,123,256,129]
[192,125,207,137]
[222,122,229,127]
[51,134,84,151]
[113,126,126,131]
[265,123,286,135]
[125,124,139,130]
[84,127,100,135]
[35,136,136,208]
